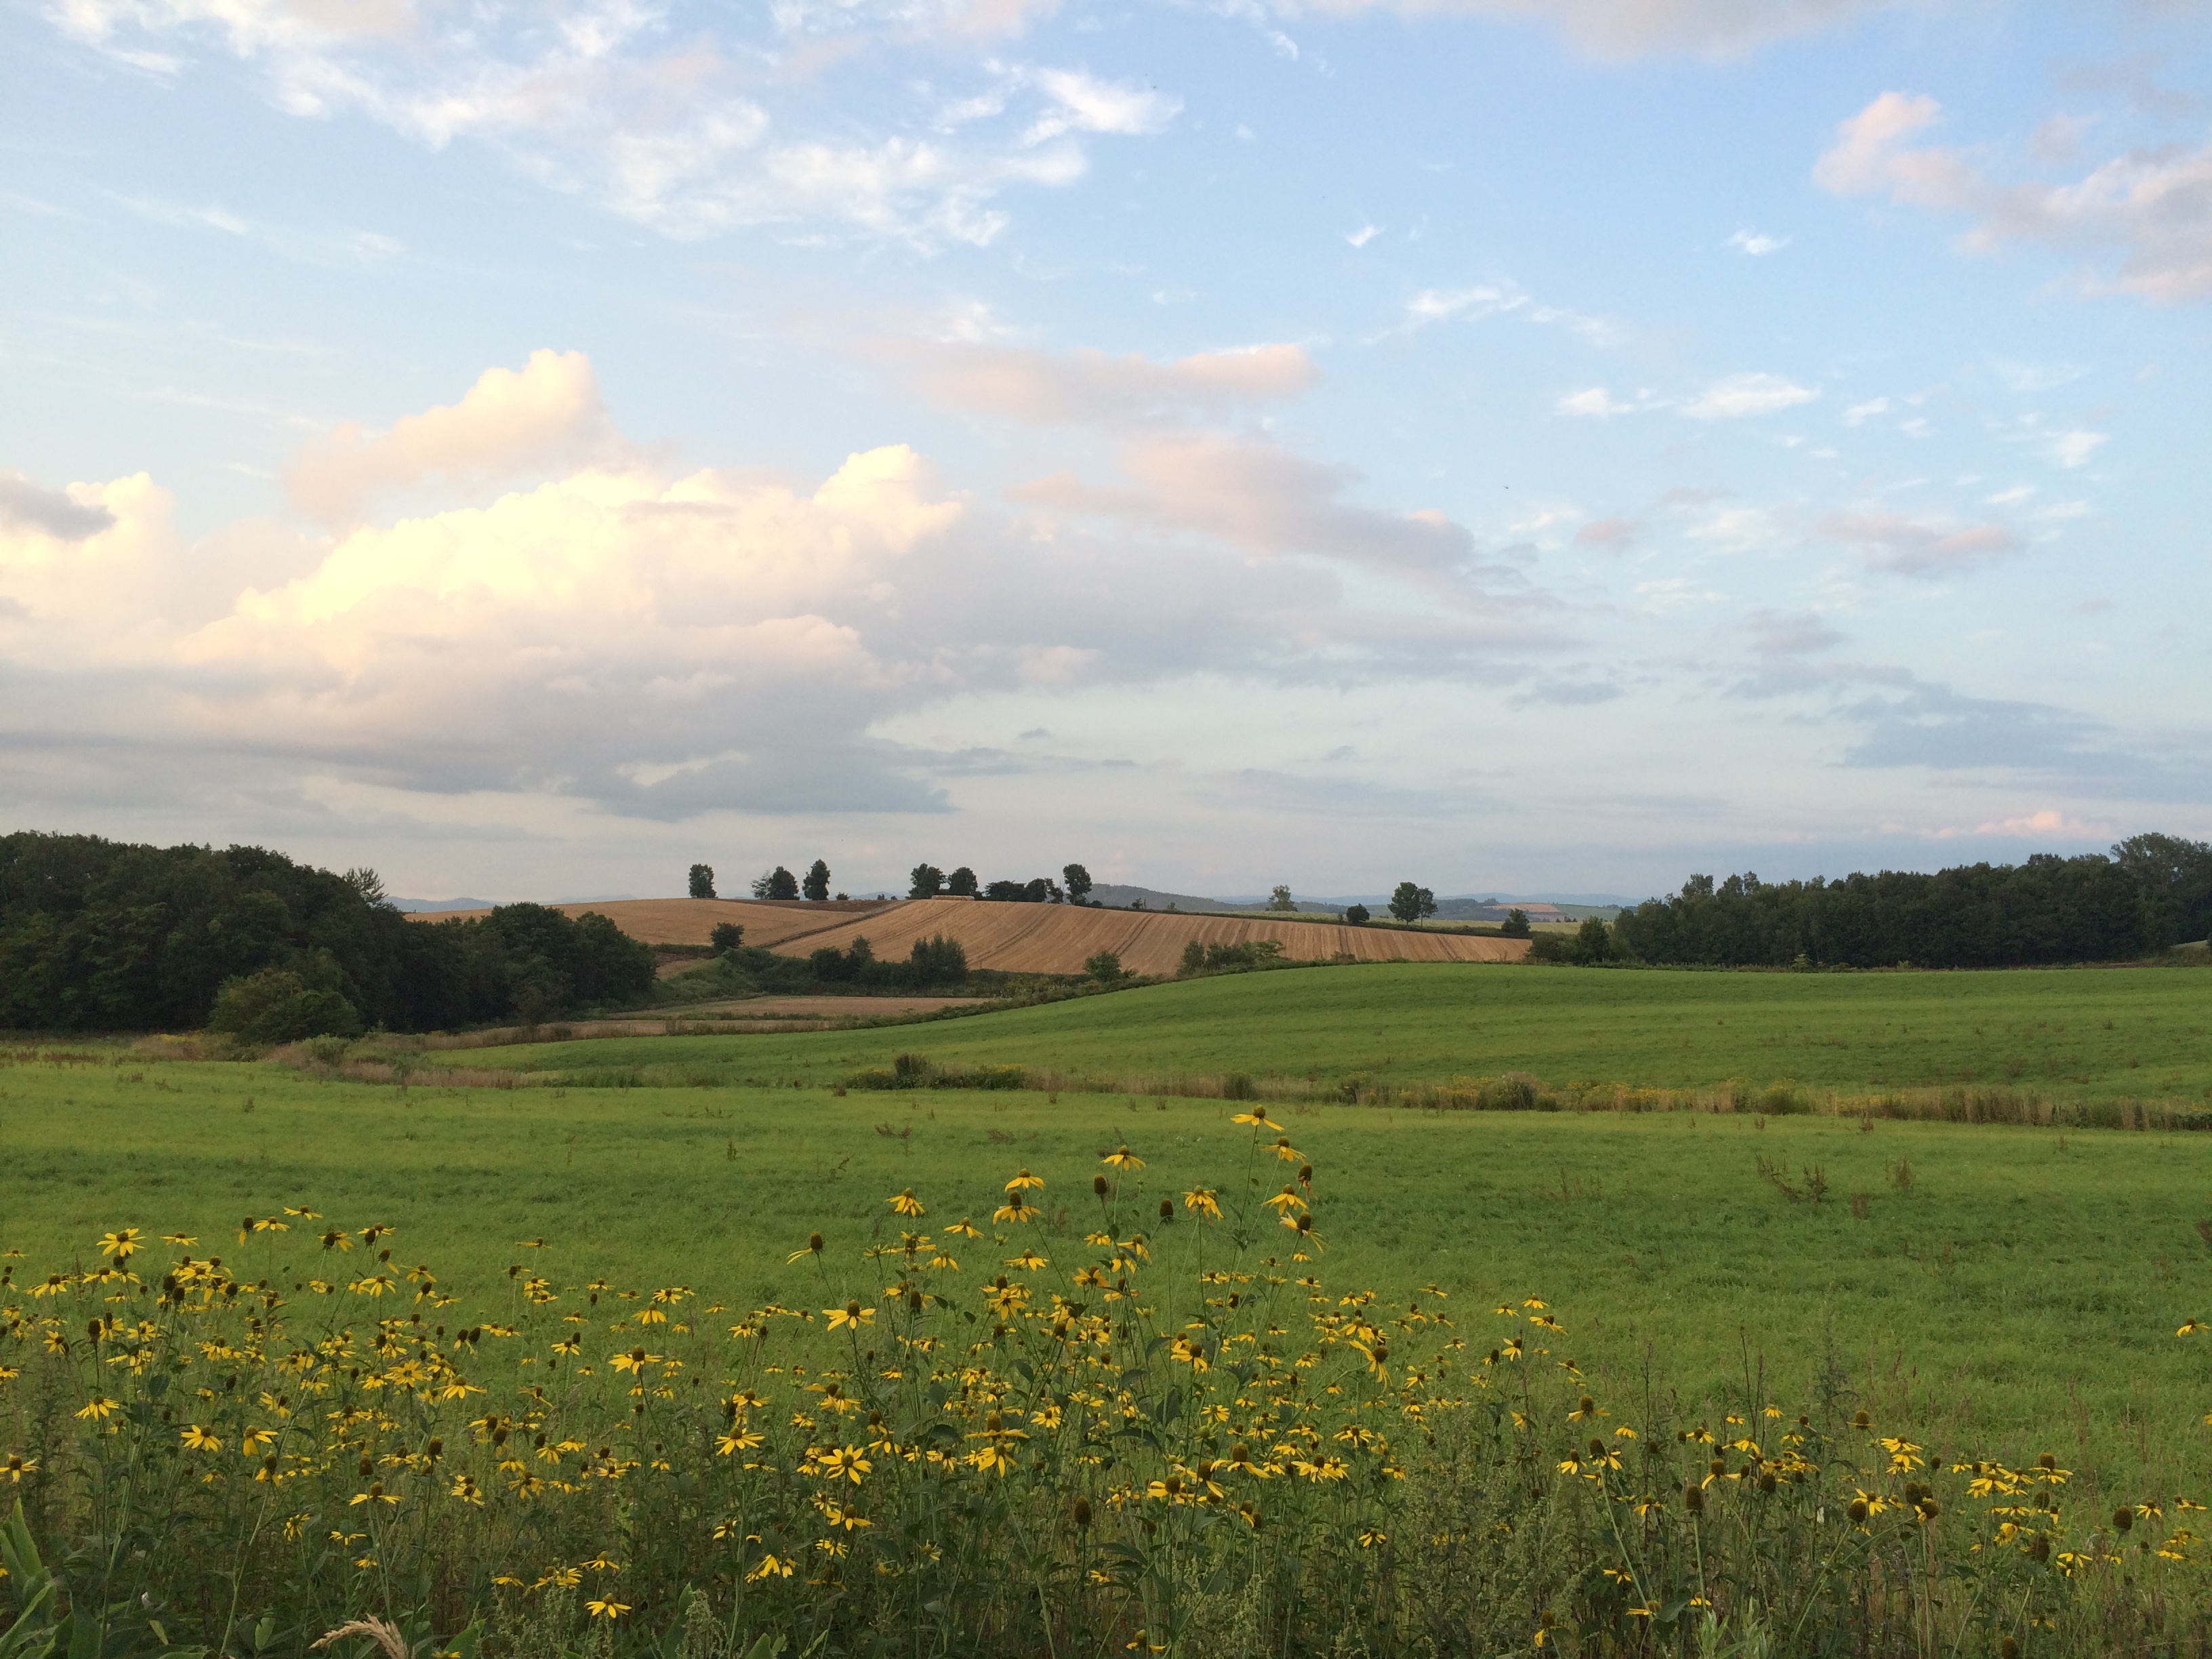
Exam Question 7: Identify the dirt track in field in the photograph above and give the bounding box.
[405,898,890,949]
[766,898,1528,977]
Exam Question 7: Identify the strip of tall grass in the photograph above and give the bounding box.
[3,1117,2209,1658]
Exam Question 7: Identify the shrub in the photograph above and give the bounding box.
[1343,903,1370,926]
[1502,907,1532,938]
[1083,949,1124,983]
[709,922,745,954]
[207,966,361,1044]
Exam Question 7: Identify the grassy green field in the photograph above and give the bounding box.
[6,1009,2212,1509]
[457,960,2212,1104]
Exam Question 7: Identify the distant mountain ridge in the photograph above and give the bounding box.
[1089,884,1623,918]
[391,895,636,912]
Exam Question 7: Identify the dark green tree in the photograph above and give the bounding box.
[908,933,968,985]
[1389,882,1437,923]
[1267,884,1297,912]
[803,859,832,902]
[687,863,716,899]
[1572,916,1613,965]
[752,867,800,900]
[1501,908,1532,938]
[710,922,745,953]
[909,863,946,899]
[1063,863,1094,906]
[1083,949,1123,983]
[1343,903,1370,926]
[946,866,978,897]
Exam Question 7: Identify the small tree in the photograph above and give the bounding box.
[710,922,745,954]
[1083,949,1123,983]
[803,859,832,902]
[1343,903,1370,926]
[1572,916,1613,965]
[687,863,716,900]
[1389,882,1437,924]
[909,863,945,899]
[1266,884,1297,913]
[909,933,968,985]
[1179,939,1206,977]
[753,867,800,901]
[946,866,979,897]
[1063,863,1094,906]
[1502,907,1532,939]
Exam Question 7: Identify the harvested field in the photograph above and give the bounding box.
[404,896,888,949]
[764,896,1528,975]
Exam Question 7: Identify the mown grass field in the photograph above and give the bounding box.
[6,964,2212,1509]
[466,960,2212,1103]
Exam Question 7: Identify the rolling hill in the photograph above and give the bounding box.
[752,896,1526,975]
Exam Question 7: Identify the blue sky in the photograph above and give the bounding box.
[3,0,2209,901]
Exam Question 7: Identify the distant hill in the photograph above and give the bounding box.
[1090,883,1255,913]
[764,897,1527,976]
[390,897,499,912]
[1090,884,1621,921]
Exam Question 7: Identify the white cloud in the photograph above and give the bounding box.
[1816,90,2212,302]
[43,0,1175,245]
[287,349,617,521]
[1010,431,1486,577]
[1391,282,1620,344]
[1283,0,1898,60]
[885,340,1320,425]
[1819,508,2022,577]
[1,352,1544,823]
[1022,68,1180,144]
[1346,224,1381,248]
[1557,386,1635,417]
[1841,396,1890,426]
[1727,228,1788,255]
[2047,430,2108,468]
[0,470,115,540]
[1682,372,1820,419]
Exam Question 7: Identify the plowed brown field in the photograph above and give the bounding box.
[768,898,1528,976]
[405,898,889,949]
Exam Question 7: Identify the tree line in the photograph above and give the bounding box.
[907,862,1098,905]
[683,859,1103,906]
[1596,835,2212,969]
[0,832,656,1038]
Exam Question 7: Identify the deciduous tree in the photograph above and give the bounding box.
[1389,882,1437,924]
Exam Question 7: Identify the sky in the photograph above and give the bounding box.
[3,0,2209,903]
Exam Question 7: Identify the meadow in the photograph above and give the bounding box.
[6,962,2212,1654]
[454,960,2212,1105]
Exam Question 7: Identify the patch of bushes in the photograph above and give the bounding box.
[845,1052,1029,1090]
[1176,938,1288,977]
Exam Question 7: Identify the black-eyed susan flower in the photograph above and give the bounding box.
[1102,1147,1144,1170]
[889,1190,925,1216]
[1229,1107,1282,1130]
[824,1302,874,1332]
[786,1233,825,1264]
[1183,1188,1222,1220]
[992,1192,1038,1225]
[1,1454,38,1482]
[585,1601,630,1620]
